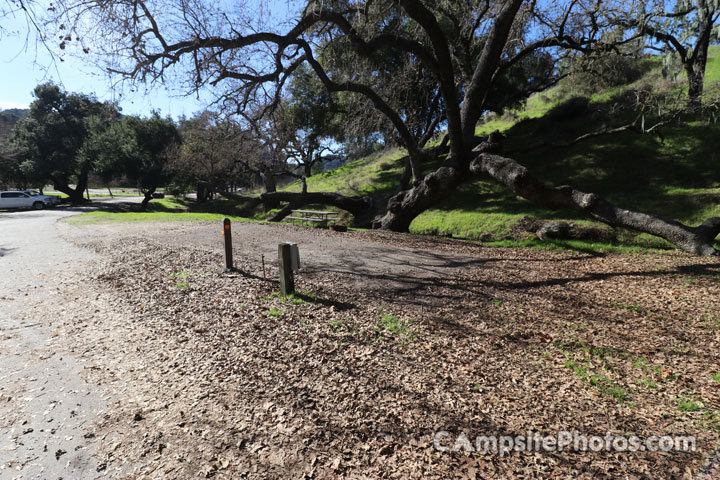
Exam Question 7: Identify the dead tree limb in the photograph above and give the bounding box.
[219,189,375,223]
[469,150,720,256]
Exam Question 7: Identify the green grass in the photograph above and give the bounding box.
[639,377,658,389]
[712,371,720,383]
[329,316,358,334]
[677,396,703,412]
[613,302,647,315]
[564,357,630,402]
[560,343,638,402]
[267,308,284,318]
[377,313,416,340]
[263,290,312,304]
[65,209,259,226]
[149,196,189,210]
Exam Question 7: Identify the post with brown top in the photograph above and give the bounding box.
[278,243,295,296]
[222,218,233,270]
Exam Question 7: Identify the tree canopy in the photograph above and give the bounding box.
[11,83,116,201]
[89,112,180,209]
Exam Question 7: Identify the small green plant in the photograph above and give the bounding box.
[263,290,314,304]
[168,270,190,279]
[378,313,416,340]
[289,295,307,305]
[263,291,282,301]
[702,410,720,432]
[168,270,191,290]
[492,299,503,307]
[639,377,658,389]
[712,371,720,383]
[296,289,317,300]
[328,317,358,334]
[564,360,589,381]
[632,356,649,369]
[564,357,629,402]
[613,301,644,314]
[608,386,629,402]
[677,396,702,412]
[267,308,284,318]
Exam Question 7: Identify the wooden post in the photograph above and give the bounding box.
[223,218,233,270]
[278,243,294,296]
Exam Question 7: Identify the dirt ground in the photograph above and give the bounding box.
[49,219,720,478]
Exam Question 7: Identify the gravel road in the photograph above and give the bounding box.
[0,206,127,479]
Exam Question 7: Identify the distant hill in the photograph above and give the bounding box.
[0,108,28,144]
[0,108,29,117]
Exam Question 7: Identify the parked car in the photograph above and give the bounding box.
[22,190,62,206]
[0,191,60,210]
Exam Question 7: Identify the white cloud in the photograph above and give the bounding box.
[0,100,30,110]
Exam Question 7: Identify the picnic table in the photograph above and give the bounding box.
[287,209,339,226]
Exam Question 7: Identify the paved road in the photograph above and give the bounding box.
[0,207,113,479]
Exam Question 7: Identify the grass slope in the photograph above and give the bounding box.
[277,48,720,253]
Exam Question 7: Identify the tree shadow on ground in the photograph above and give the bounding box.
[305,245,719,311]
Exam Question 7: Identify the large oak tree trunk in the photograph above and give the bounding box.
[260,168,279,211]
[50,170,89,204]
[687,69,706,108]
[221,143,720,255]
[141,187,156,211]
[373,141,720,256]
[374,166,461,231]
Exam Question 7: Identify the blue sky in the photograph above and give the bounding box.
[1,0,301,118]
[0,8,215,118]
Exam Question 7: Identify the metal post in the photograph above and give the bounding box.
[278,243,294,296]
[223,218,233,270]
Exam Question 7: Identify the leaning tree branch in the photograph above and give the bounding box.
[259,191,373,222]
[219,189,375,223]
[469,151,720,256]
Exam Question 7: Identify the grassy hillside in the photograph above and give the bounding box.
[270,48,720,252]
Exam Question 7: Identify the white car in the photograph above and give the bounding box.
[0,191,61,210]
[22,190,62,206]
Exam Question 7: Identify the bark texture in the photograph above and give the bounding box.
[374,166,460,231]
